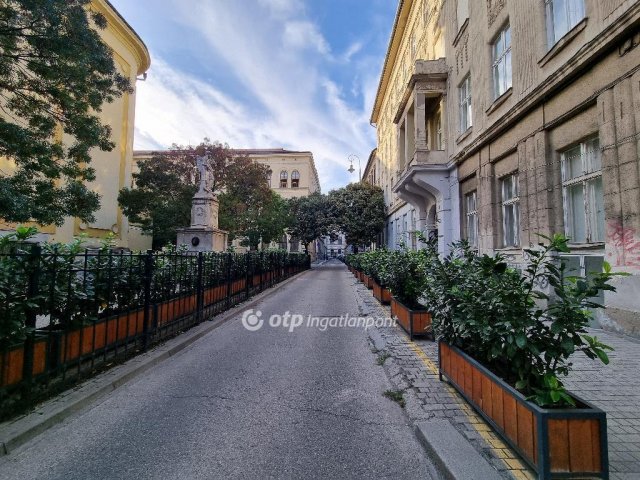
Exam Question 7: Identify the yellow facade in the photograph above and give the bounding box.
[237,149,321,199]
[368,0,446,249]
[0,0,151,249]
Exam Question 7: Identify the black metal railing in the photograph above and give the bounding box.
[0,245,310,417]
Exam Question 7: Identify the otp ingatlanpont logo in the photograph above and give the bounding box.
[241,309,264,331]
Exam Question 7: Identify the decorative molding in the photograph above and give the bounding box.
[487,0,506,27]
[455,32,469,76]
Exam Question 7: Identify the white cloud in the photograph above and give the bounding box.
[132,0,378,191]
[283,21,331,55]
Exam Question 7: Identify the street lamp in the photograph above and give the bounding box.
[348,154,361,182]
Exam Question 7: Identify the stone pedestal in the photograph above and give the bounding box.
[177,191,228,252]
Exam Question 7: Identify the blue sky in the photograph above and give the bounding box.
[110,0,397,192]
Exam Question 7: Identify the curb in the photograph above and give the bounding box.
[414,420,502,480]
[0,270,310,456]
[353,277,502,480]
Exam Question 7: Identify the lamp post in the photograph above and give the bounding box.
[347,154,361,182]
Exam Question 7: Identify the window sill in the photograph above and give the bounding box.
[486,88,513,115]
[495,246,521,253]
[565,242,605,251]
[456,127,473,144]
[538,18,588,68]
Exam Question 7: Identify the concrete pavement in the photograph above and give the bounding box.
[0,260,437,480]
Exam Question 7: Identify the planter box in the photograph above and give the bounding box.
[0,335,48,387]
[372,281,391,305]
[390,297,432,340]
[439,342,609,480]
[362,274,373,289]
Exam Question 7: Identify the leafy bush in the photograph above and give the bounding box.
[422,234,620,407]
[351,247,428,309]
[0,228,309,348]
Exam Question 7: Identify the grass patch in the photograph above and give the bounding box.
[383,389,405,408]
[376,352,391,365]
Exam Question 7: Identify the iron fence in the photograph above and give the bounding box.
[0,245,310,417]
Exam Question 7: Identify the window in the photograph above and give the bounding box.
[410,209,417,250]
[464,191,478,247]
[403,213,408,246]
[423,0,430,23]
[459,75,472,133]
[501,173,520,247]
[279,170,288,188]
[560,254,604,304]
[561,137,604,243]
[492,24,512,99]
[435,110,444,150]
[291,170,300,188]
[546,0,585,46]
[266,169,272,188]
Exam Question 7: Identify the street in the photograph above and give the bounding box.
[0,260,435,480]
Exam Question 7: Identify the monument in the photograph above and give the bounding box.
[176,154,228,252]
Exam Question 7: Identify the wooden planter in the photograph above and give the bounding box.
[0,335,48,387]
[372,281,391,305]
[439,342,609,480]
[362,274,374,289]
[390,297,432,340]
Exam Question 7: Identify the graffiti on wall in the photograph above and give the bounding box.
[607,221,640,268]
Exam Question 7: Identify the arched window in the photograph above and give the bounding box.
[280,170,288,188]
[291,170,300,188]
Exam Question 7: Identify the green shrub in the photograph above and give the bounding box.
[422,234,621,407]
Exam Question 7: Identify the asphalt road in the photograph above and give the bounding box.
[0,260,434,480]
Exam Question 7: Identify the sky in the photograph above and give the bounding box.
[109,0,397,192]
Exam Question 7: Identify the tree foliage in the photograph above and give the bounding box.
[287,192,330,252]
[0,0,132,225]
[221,190,291,250]
[327,183,386,251]
[118,153,196,249]
[119,141,279,249]
[218,160,286,249]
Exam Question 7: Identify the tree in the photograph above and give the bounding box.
[288,192,330,253]
[118,154,196,249]
[223,190,291,250]
[328,183,386,252]
[0,0,132,225]
[118,141,275,249]
[217,160,283,249]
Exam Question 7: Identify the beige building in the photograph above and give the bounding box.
[235,149,321,200]
[0,0,151,250]
[369,0,640,336]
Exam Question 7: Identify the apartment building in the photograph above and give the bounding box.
[368,0,640,335]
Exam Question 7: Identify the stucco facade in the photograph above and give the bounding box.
[369,0,640,336]
[0,0,151,250]
[235,149,321,199]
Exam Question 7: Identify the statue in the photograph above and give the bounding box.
[176,151,228,252]
[196,154,210,193]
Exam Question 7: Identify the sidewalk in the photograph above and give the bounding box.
[353,277,640,480]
